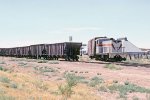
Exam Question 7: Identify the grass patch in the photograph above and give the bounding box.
[57,78,63,81]
[0,66,8,72]
[38,60,48,63]
[9,58,26,62]
[89,76,103,87]
[98,86,108,92]
[64,73,81,86]
[125,59,150,65]
[18,62,28,67]
[49,61,59,64]
[0,94,15,100]
[108,82,150,98]
[104,64,122,70]
[79,79,89,84]
[0,88,5,93]
[0,66,4,71]
[34,66,57,73]
[10,82,18,89]
[0,76,10,83]
[0,61,6,64]
[34,80,49,91]
[132,96,139,100]
[58,73,81,99]
[39,67,56,73]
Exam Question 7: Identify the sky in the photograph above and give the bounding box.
[0,0,150,48]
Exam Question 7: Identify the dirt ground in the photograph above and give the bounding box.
[0,56,150,100]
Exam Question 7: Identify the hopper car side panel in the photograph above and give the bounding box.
[0,42,82,61]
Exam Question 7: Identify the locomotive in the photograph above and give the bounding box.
[88,37,126,61]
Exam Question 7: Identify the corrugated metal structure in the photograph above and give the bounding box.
[118,38,144,54]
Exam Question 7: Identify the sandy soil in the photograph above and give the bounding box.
[0,56,150,100]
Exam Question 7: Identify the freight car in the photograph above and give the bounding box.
[88,37,126,61]
[0,42,82,61]
[0,48,6,56]
[46,42,81,61]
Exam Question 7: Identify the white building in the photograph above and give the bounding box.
[80,44,87,55]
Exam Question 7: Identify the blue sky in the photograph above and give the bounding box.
[0,0,150,48]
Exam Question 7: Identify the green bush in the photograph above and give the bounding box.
[79,79,89,84]
[98,86,108,92]
[108,83,150,97]
[58,73,81,99]
[65,73,79,87]
[10,82,18,89]
[108,84,118,93]
[0,76,10,83]
[104,64,122,70]
[0,66,8,72]
[57,78,63,81]
[0,66,3,71]
[38,60,48,63]
[89,76,103,87]
[58,84,73,99]
[39,67,56,73]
